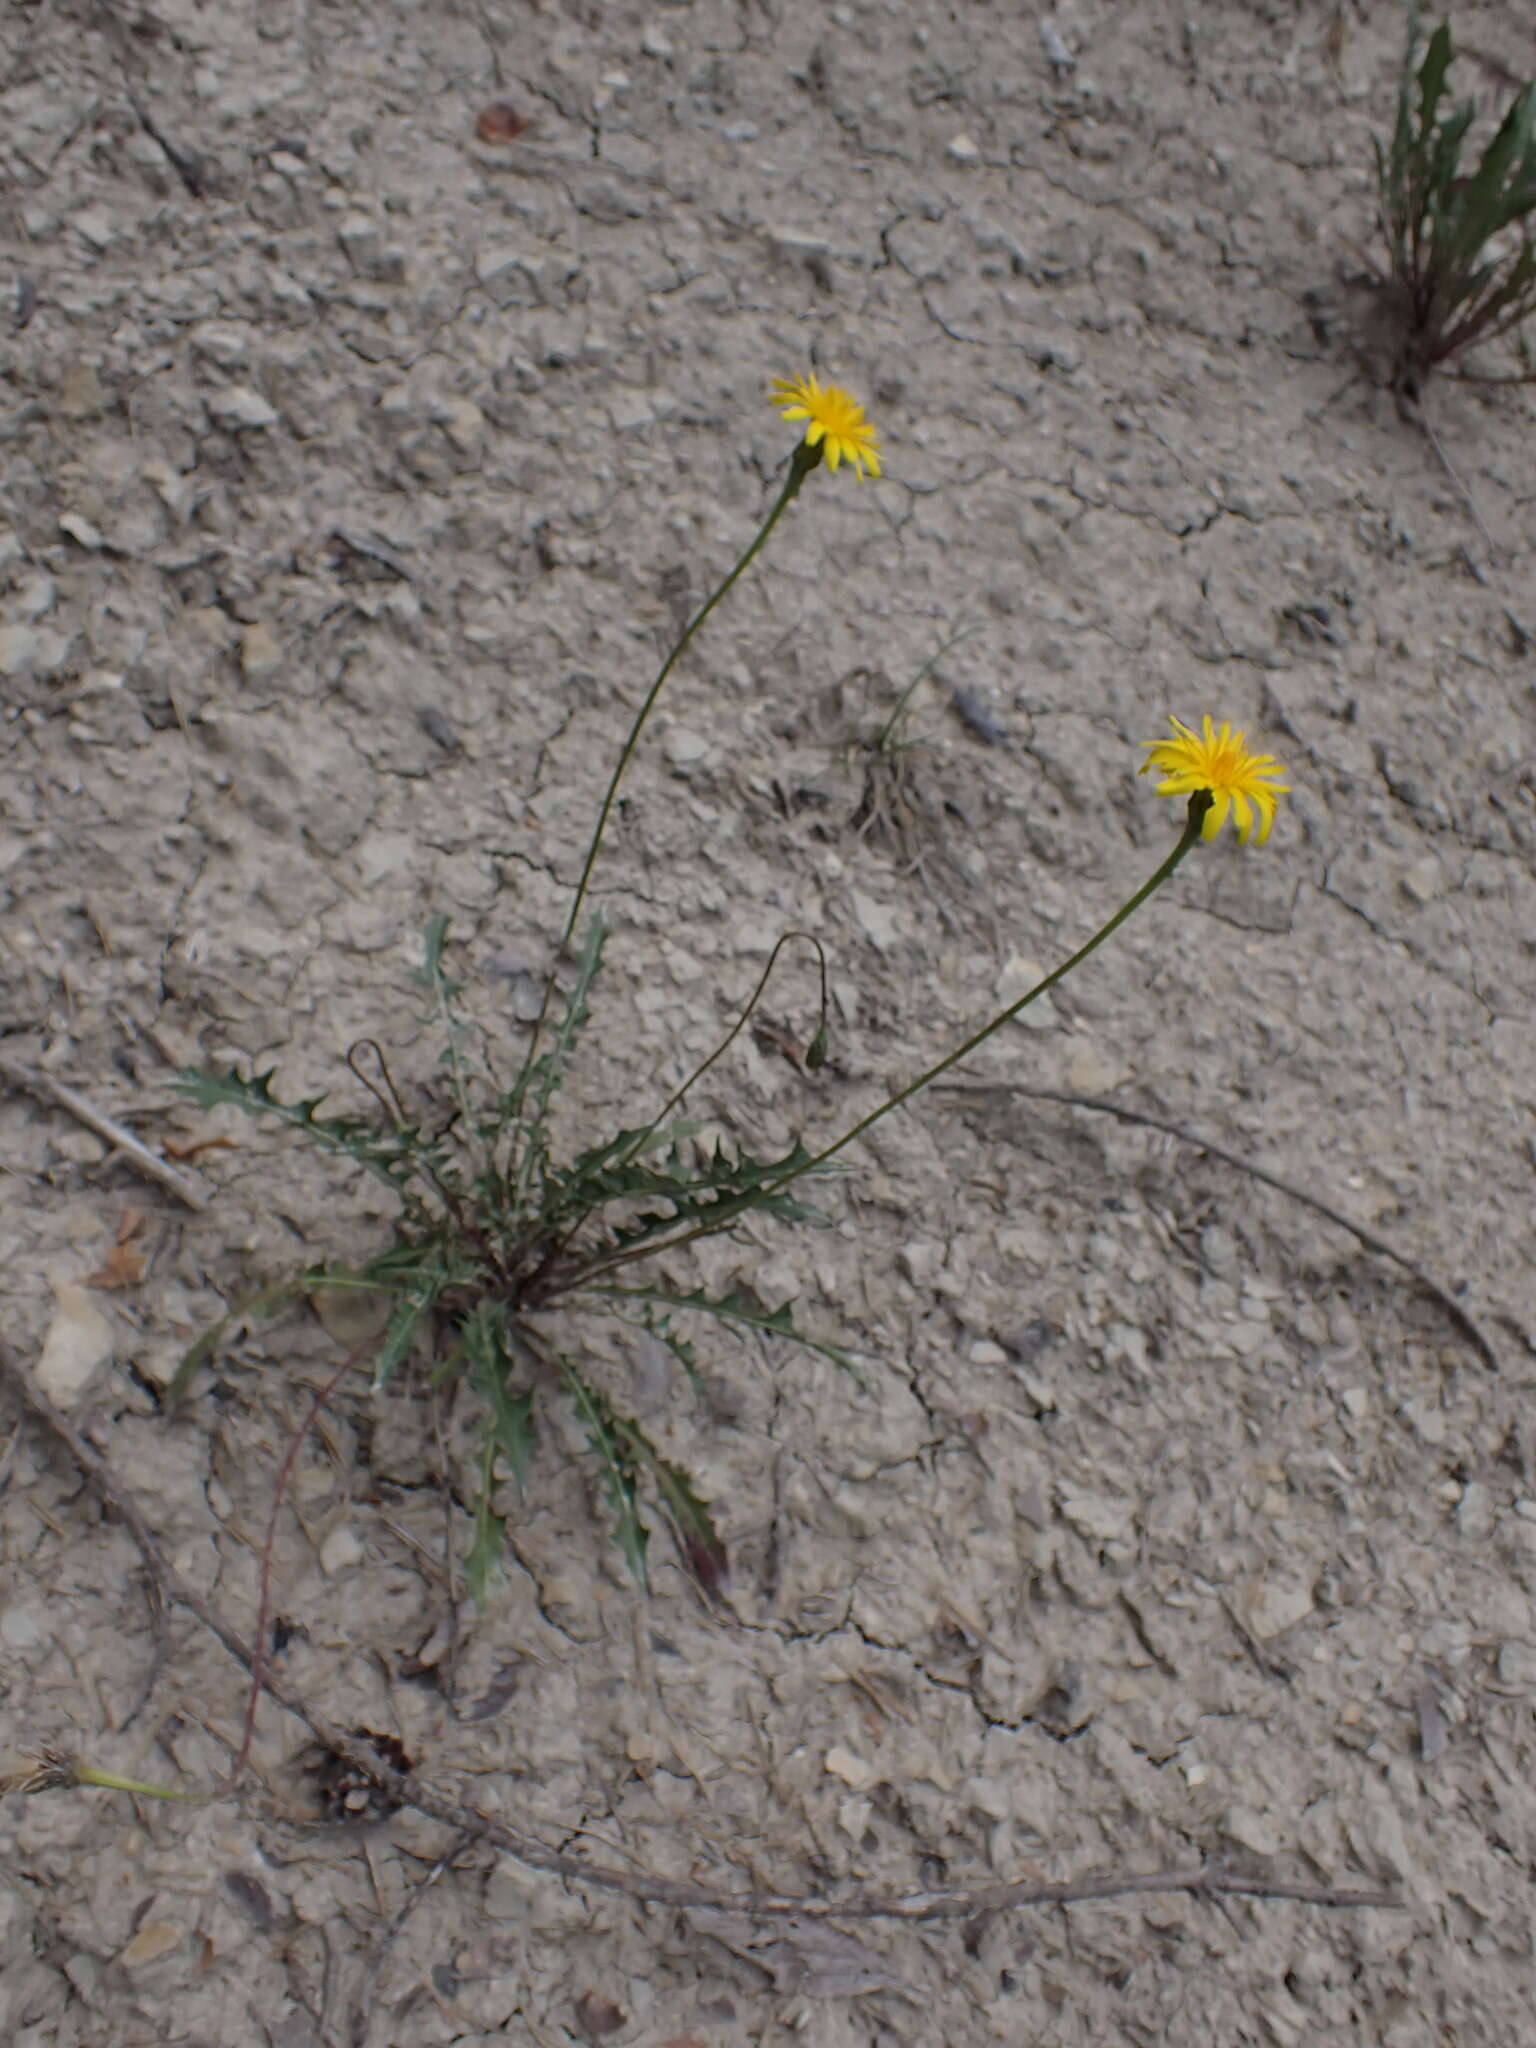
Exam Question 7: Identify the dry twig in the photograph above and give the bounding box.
[0,1336,1400,1927]
[0,1049,212,1211]
[937,1081,1500,1373]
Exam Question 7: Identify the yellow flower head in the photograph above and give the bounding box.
[1141,715,1290,845]
[771,372,881,479]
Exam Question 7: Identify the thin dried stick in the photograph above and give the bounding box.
[938,1082,1500,1374]
[117,1568,171,1733]
[352,1830,478,2046]
[0,1338,1401,1926]
[1413,396,1500,562]
[228,1352,362,1788]
[0,1050,212,1211]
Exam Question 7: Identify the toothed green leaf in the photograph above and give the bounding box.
[558,1361,650,1589]
[578,1282,862,1381]
[174,1065,436,1191]
[462,1303,536,1494]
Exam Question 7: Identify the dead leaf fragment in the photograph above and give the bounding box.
[83,1209,149,1290]
[119,1921,183,1969]
[161,1134,238,1163]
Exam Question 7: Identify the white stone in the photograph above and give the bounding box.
[767,225,832,257]
[1244,1574,1314,1640]
[609,389,653,431]
[997,955,1058,1028]
[1339,1386,1369,1420]
[209,386,278,430]
[319,1524,365,1575]
[1223,1317,1271,1359]
[824,1745,873,1789]
[354,832,415,888]
[35,1283,115,1406]
[440,398,484,451]
[947,133,980,162]
[74,208,116,250]
[13,571,54,618]
[189,323,249,367]
[1058,1489,1133,1543]
[664,727,709,769]
[0,1607,43,1649]
[852,890,899,950]
[1457,1482,1494,1541]
[58,512,105,551]
[1400,1397,1447,1447]
[337,212,378,256]
[0,625,41,677]
[1223,1803,1280,1857]
[1496,1640,1536,1689]
[897,1240,941,1287]
[1065,1039,1126,1094]
[240,621,282,682]
[1401,855,1443,904]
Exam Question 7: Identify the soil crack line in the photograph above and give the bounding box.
[0,1340,1401,1926]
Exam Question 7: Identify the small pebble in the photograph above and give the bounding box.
[475,103,530,143]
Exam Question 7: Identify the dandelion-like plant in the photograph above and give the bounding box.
[1375,13,1536,390]
[176,367,1289,1596]
[770,373,882,478]
[1141,716,1290,845]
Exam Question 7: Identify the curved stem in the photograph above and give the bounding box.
[569,797,1210,1285]
[874,623,976,753]
[525,447,819,1037]
[504,443,822,1191]
[625,931,829,1160]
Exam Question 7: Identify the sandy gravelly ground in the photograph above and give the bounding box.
[2,0,1536,2043]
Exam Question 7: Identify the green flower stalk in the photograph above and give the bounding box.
[570,715,1292,1283]
[509,373,882,1189]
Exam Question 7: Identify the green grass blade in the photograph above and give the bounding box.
[465,1436,507,1604]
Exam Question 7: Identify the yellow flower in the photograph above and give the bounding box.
[1141,715,1290,845]
[770,372,881,479]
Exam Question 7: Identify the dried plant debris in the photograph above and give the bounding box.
[307,1727,414,1824]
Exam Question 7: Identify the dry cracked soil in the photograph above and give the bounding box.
[2,0,1536,2043]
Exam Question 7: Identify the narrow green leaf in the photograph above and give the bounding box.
[465,1438,507,1605]
[373,1279,439,1390]
[461,1304,537,1493]
[174,1065,428,1191]
[166,1273,329,1407]
[1415,22,1454,137]
[646,1452,729,1598]
[578,1283,865,1382]
[558,1360,650,1589]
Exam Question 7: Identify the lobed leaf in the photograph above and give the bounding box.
[558,1359,651,1589]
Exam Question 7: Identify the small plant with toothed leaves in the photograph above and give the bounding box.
[177,376,1291,1599]
[1375,11,1536,395]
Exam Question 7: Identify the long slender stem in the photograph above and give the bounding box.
[522,448,820,1046]
[503,444,822,1196]
[627,931,828,1159]
[874,623,976,753]
[569,798,1210,1285]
